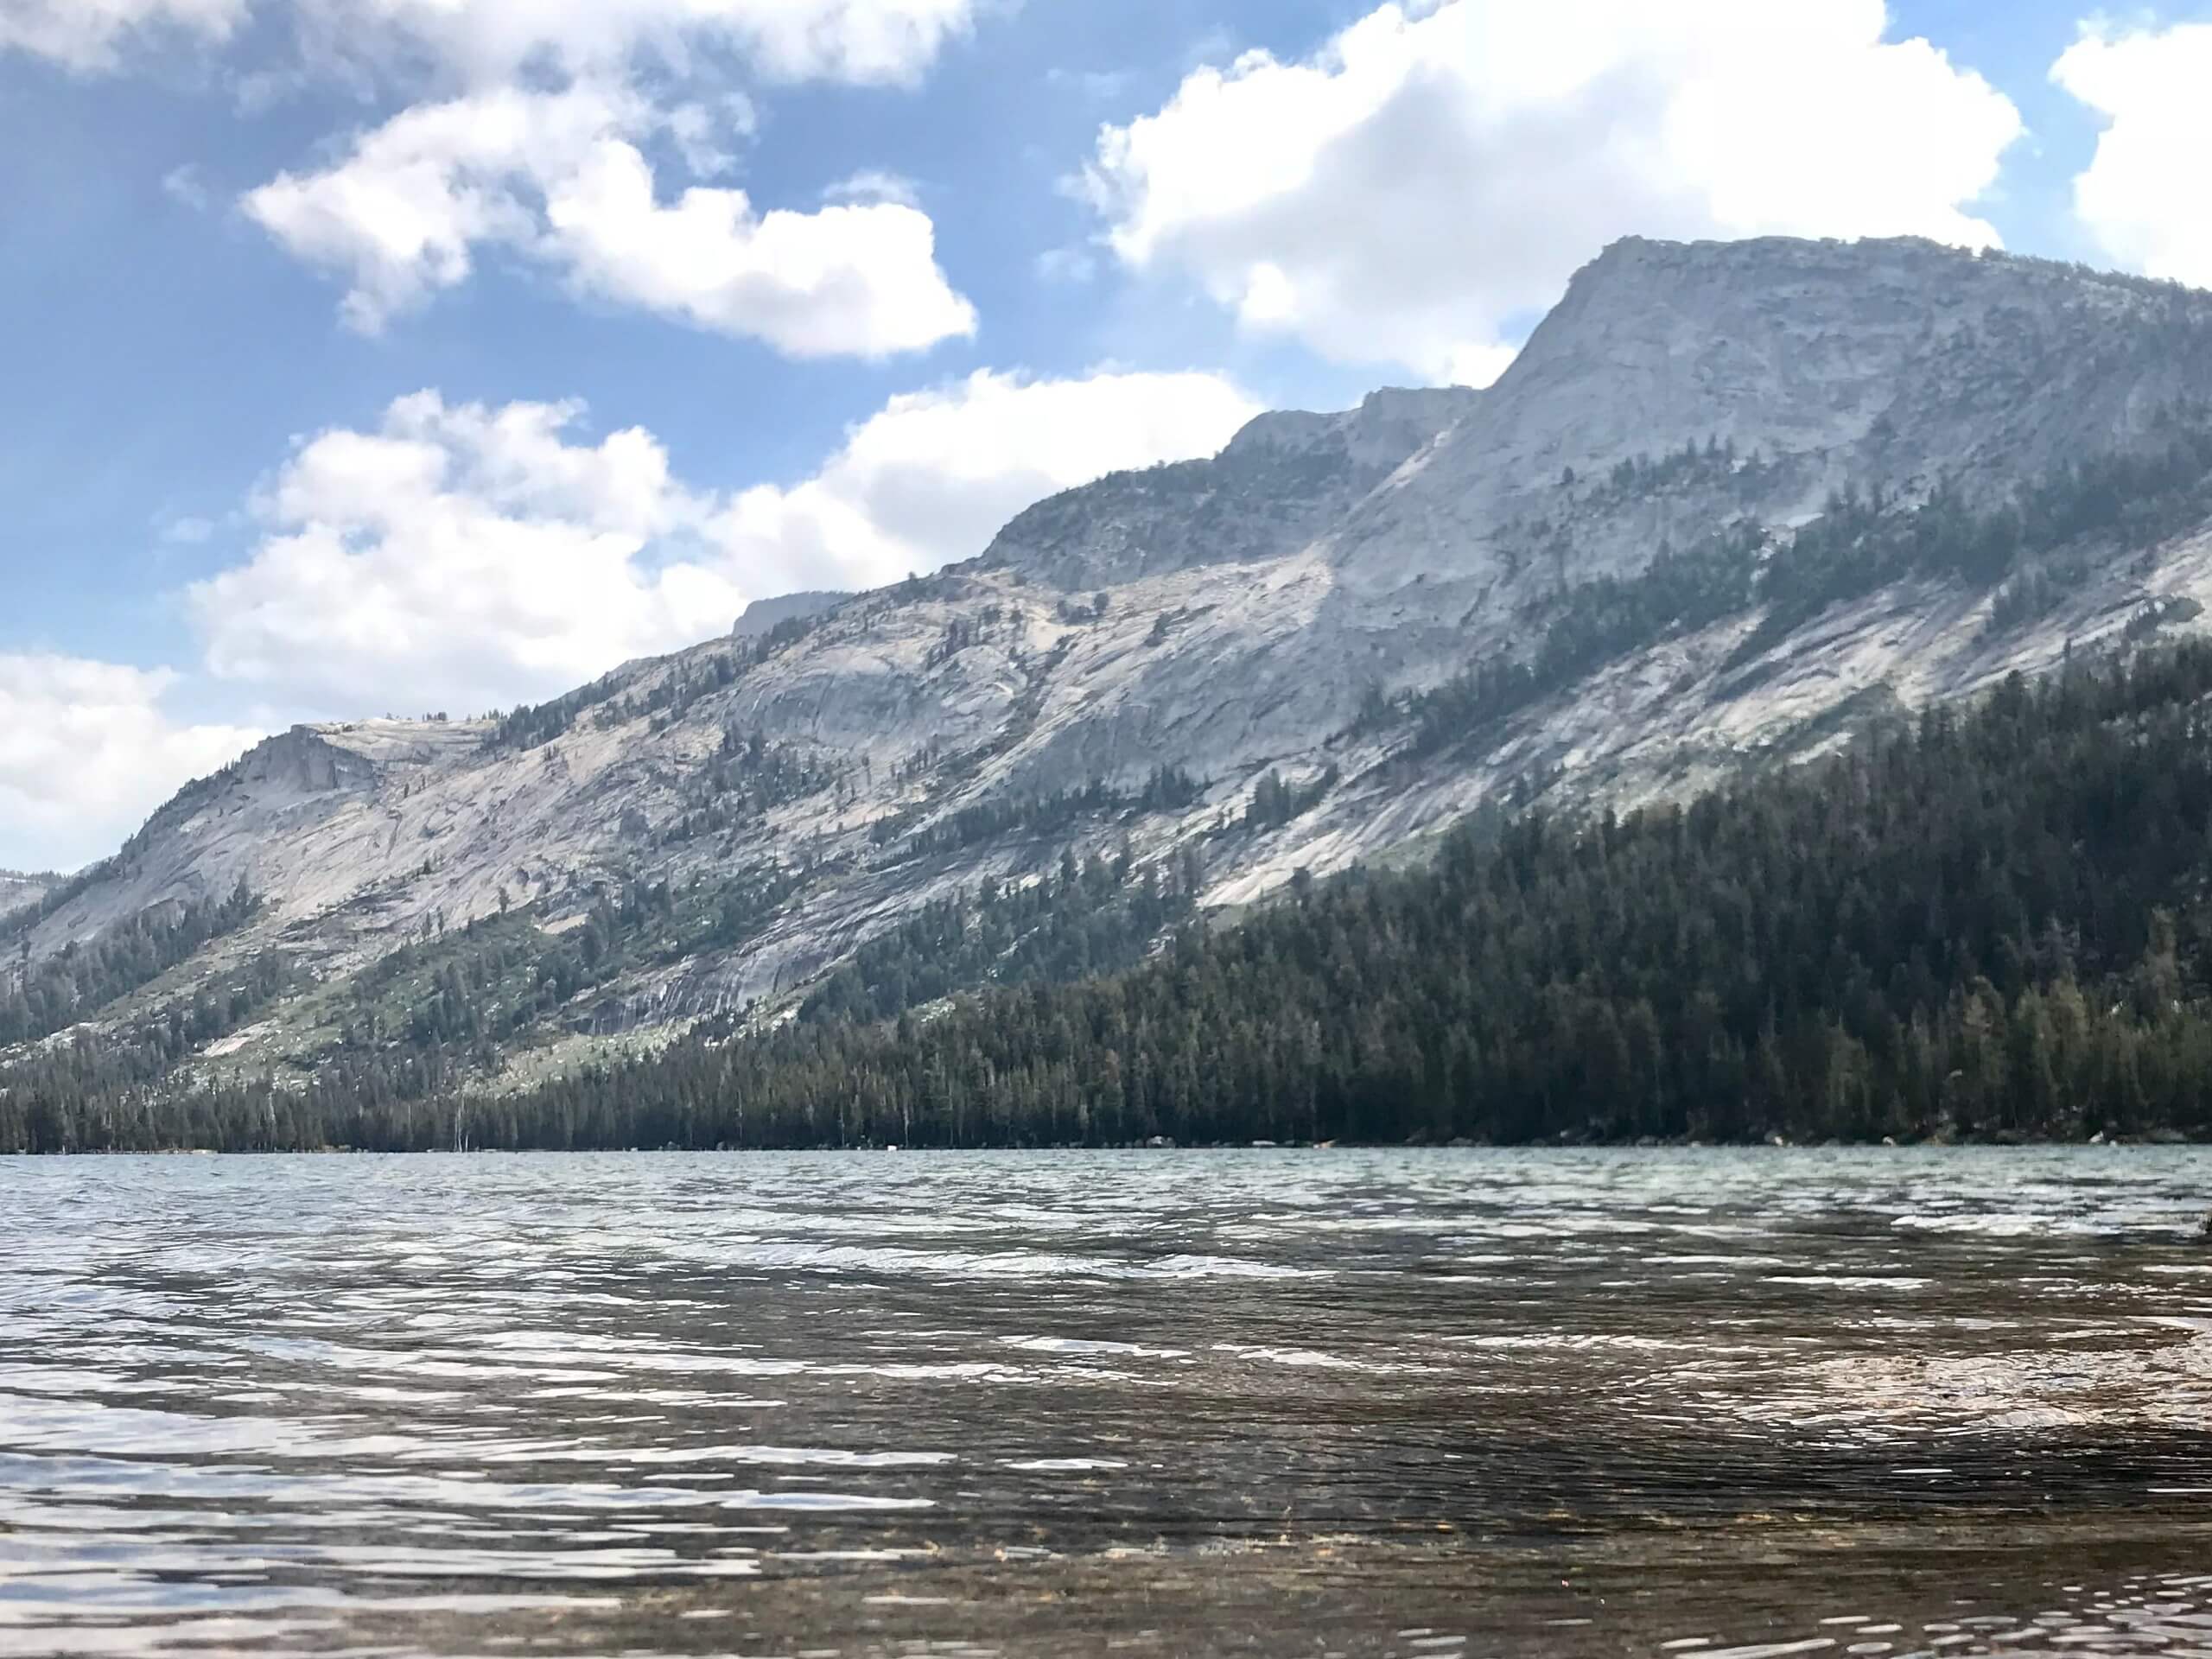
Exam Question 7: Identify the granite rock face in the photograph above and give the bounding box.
[16,235,2212,1080]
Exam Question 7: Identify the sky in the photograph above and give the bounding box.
[2,0,2209,873]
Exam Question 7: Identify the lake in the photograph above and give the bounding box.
[3,1149,2211,1657]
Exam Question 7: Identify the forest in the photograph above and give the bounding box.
[13,645,2212,1153]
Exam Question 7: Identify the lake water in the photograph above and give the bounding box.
[3,1149,2212,1658]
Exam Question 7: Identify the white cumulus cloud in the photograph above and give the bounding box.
[2051,20,2212,290]
[0,655,260,872]
[188,391,746,715]
[1080,0,2024,385]
[709,367,1263,594]
[0,0,244,70]
[244,82,977,351]
[185,369,1257,715]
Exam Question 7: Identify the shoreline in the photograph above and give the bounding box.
[8,1132,2210,1158]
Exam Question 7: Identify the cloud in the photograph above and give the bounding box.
[2051,21,2212,289]
[188,391,745,714]
[290,0,982,92]
[708,367,1262,594]
[0,655,259,872]
[243,82,977,353]
[664,93,754,177]
[243,84,624,332]
[185,370,1257,714]
[162,162,213,210]
[822,169,921,209]
[1079,0,2024,385]
[3,0,980,84]
[543,138,975,353]
[0,0,244,71]
[13,4,988,346]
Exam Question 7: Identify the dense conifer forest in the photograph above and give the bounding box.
[13,645,2212,1154]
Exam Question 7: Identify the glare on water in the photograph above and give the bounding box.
[3,1147,2211,1657]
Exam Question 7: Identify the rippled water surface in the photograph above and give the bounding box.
[5,1149,2212,1657]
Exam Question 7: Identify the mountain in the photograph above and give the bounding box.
[20,639,2212,1153]
[10,233,2212,1105]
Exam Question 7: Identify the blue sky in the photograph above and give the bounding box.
[1,0,2208,870]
